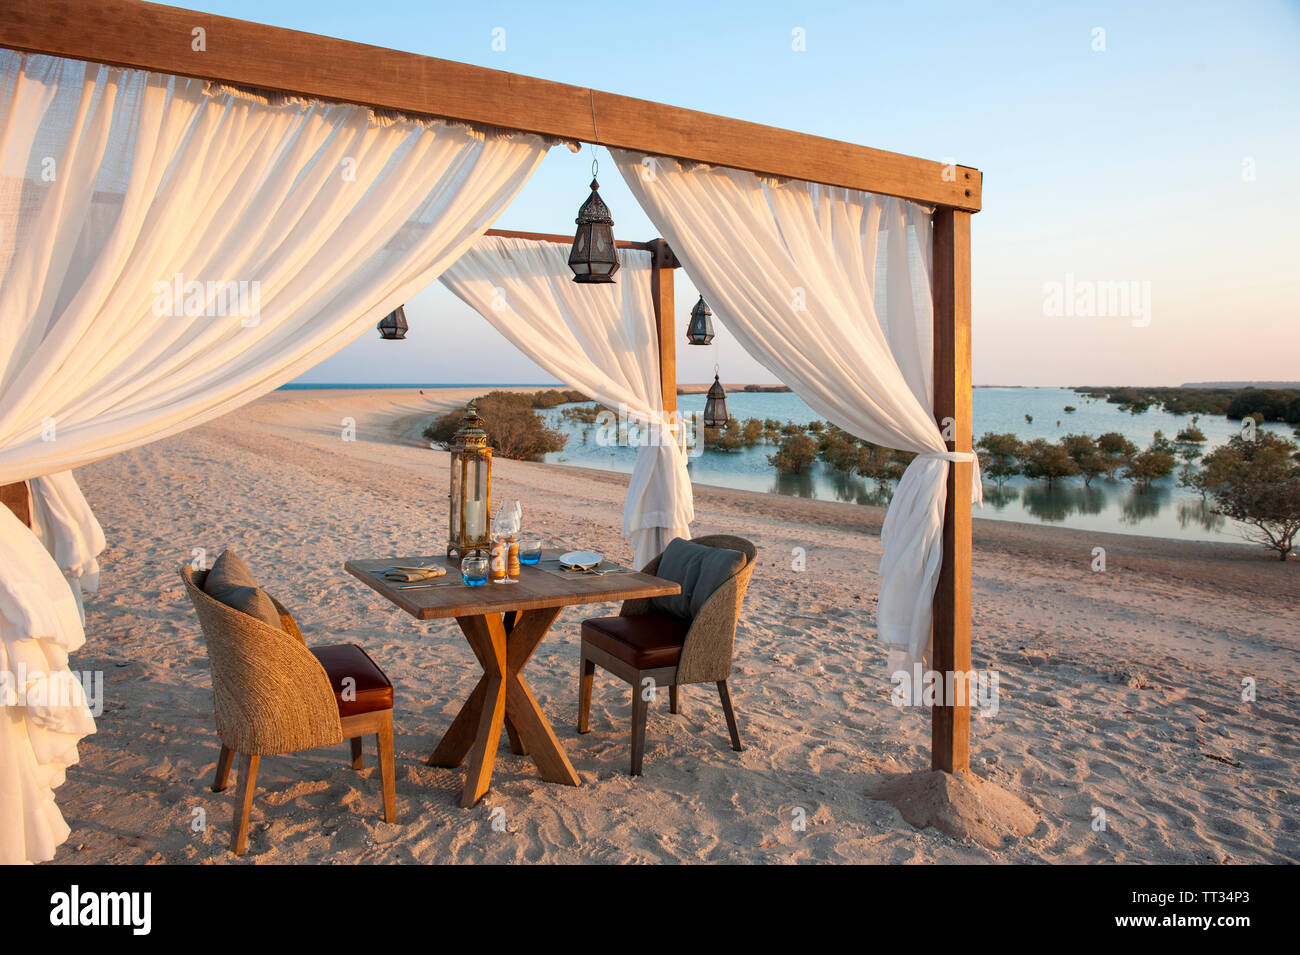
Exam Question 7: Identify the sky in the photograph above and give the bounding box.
[190,0,1299,386]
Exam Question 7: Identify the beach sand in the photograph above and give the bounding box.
[50,388,1299,863]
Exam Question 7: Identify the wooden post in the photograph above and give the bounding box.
[648,239,679,418]
[930,209,973,774]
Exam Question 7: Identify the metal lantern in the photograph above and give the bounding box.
[447,401,492,560]
[568,178,619,284]
[377,305,408,340]
[686,296,714,345]
[703,372,729,428]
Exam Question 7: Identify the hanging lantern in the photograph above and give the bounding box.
[377,305,408,340]
[568,178,619,284]
[686,296,715,345]
[703,372,729,428]
[447,401,493,560]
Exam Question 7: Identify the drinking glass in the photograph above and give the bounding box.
[519,539,543,565]
[493,501,522,584]
[460,554,489,587]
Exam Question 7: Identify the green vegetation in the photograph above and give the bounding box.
[1061,434,1108,486]
[1097,432,1139,479]
[1020,438,1079,488]
[975,432,1022,488]
[424,390,572,461]
[1074,386,1300,423]
[1124,432,1177,491]
[814,425,912,488]
[767,432,818,473]
[1194,432,1300,559]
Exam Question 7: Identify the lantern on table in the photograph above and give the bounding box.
[447,401,492,560]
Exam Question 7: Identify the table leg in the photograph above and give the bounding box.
[428,624,527,765]
[456,613,508,807]
[429,607,581,807]
[503,608,580,787]
[501,611,527,755]
[427,675,488,768]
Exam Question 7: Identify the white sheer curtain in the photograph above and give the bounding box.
[614,151,980,671]
[440,236,693,567]
[28,472,106,622]
[0,51,551,863]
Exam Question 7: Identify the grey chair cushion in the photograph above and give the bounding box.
[649,538,746,620]
[203,550,283,631]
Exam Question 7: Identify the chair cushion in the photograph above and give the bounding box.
[582,614,690,669]
[649,538,746,620]
[310,644,394,717]
[203,550,283,631]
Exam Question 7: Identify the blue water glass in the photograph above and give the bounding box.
[519,539,543,565]
[461,554,489,587]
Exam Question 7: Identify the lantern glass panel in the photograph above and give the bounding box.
[466,455,487,541]
[449,456,463,543]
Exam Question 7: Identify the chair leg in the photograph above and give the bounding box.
[630,677,649,776]
[717,680,743,752]
[212,744,234,792]
[230,754,260,856]
[577,652,596,734]
[377,712,396,824]
[669,684,680,715]
[350,736,364,771]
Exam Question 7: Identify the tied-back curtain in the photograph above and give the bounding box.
[0,51,551,863]
[439,236,693,567]
[613,151,981,670]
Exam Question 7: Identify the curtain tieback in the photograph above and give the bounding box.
[915,450,978,464]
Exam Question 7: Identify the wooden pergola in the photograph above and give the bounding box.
[1,0,979,775]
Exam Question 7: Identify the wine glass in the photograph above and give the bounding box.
[493,501,522,583]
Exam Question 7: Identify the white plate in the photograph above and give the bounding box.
[558,550,602,570]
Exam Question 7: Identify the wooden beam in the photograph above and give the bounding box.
[484,229,656,251]
[930,209,973,774]
[647,240,678,416]
[0,0,981,211]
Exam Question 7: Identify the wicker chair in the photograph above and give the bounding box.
[578,535,756,775]
[180,565,396,855]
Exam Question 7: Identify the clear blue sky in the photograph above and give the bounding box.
[190,0,1299,386]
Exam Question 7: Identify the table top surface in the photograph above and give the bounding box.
[344,550,681,620]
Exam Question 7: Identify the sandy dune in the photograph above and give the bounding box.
[50,388,1299,864]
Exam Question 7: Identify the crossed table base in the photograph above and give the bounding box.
[426,608,580,807]
[343,552,679,808]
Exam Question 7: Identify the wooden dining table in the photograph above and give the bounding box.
[344,550,680,807]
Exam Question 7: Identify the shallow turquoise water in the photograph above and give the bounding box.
[541,387,1293,544]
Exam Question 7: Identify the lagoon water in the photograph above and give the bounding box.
[541,386,1293,544]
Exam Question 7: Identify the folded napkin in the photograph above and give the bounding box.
[383,565,448,582]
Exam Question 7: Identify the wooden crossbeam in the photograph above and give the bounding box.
[0,0,981,211]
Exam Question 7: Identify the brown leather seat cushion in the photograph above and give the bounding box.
[309,644,393,716]
[581,614,690,669]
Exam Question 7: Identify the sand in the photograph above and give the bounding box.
[49,387,1299,864]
